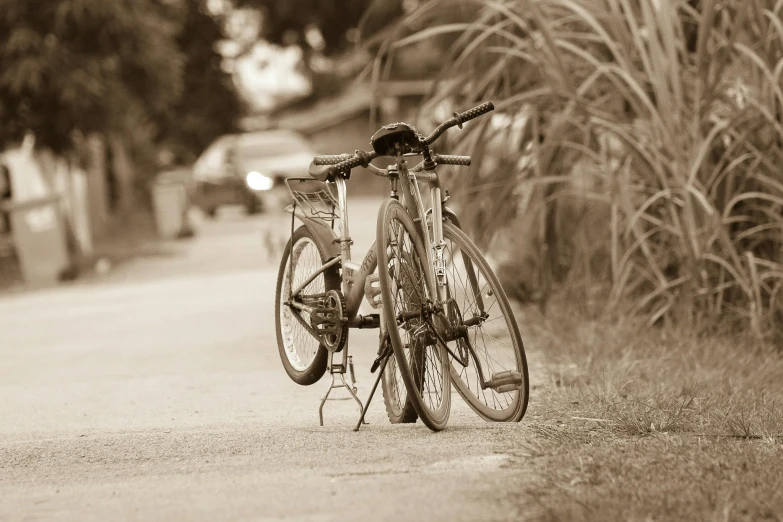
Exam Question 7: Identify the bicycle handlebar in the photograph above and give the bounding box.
[311,101,492,178]
[433,154,471,166]
[423,101,494,145]
[312,154,352,165]
[319,150,380,178]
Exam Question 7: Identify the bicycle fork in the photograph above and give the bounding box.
[408,171,449,304]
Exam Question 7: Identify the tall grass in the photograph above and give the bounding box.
[379,0,783,336]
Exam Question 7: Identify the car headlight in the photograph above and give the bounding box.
[246,171,273,191]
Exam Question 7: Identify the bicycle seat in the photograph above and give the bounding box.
[370,122,424,156]
[308,161,334,182]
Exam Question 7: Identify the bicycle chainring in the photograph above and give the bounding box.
[310,289,348,353]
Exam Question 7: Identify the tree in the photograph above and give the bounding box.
[0,0,244,224]
[160,0,244,161]
[230,0,403,55]
[0,0,183,153]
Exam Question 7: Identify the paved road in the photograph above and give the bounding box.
[0,202,541,522]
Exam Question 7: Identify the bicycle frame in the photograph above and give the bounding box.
[285,176,378,327]
[393,158,450,304]
[286,158,450,325]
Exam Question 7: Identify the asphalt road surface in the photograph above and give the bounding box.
[1,201,542,522]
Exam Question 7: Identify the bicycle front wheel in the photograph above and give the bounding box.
[377,199,451,431]
[380,334,418,424]
[442,221,529,422]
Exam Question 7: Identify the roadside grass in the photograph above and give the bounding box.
[516,436,783,521]
[512,297,783,520]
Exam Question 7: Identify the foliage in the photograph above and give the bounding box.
[231,0,403,54]
[161,0,243,161]
[0,0,184,153]
[387,0,783,336]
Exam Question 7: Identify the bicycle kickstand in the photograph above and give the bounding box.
[354,333,392,432]
[319,351,364,427]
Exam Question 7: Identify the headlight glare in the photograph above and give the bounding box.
[246,171,273,191]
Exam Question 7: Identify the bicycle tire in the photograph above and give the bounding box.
[274,225,341,385]
[380,335,419,424]
[377,199,451,431]
[440,222,529,421]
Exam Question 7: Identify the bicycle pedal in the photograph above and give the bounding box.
[484,370,523,392]
[364,273,382,308]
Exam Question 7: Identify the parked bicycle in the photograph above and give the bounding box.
[274,101,529,432]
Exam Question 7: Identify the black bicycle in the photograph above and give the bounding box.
[274,101,529,431]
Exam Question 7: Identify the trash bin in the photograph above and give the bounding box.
[0,195,69,286]
[151,171,190,240]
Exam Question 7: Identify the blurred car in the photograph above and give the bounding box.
[191,129,314,217]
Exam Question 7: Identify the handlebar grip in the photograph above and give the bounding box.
[457,101,494,124]
[313,154,352,165]
[435,155,471,166]
[325,151,376,178]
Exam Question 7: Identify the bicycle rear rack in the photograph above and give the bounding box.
[284,178,339,226]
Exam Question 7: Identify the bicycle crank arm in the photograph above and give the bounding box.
[462,312,489,328]
[395,310,423,324]
[289,301,347,323]
[288,306,324,341]
[395,301,443,325]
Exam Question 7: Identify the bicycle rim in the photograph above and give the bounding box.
[442,222,529,422]
[280,236,325,370]
[381,343,418,423]
[377,199,451,431]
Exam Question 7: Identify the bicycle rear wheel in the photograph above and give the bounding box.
[377,199,451,431]
[274,225,340,385]
[441,222,529,422]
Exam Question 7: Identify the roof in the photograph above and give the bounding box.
[240,80,448,135]
[273,84,374,134]
[234,129,310,149]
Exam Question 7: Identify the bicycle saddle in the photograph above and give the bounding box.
[370,122,424,156]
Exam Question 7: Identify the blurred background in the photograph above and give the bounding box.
[0,0,781,334]
[2,2,783,519]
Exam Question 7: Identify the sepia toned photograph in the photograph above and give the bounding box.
[1,0,781,520]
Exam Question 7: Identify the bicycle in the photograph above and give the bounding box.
[274,101,529,432]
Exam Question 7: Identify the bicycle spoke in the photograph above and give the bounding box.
[379,202,450,429]
[281,238,325,371]
[438,223,527,421]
